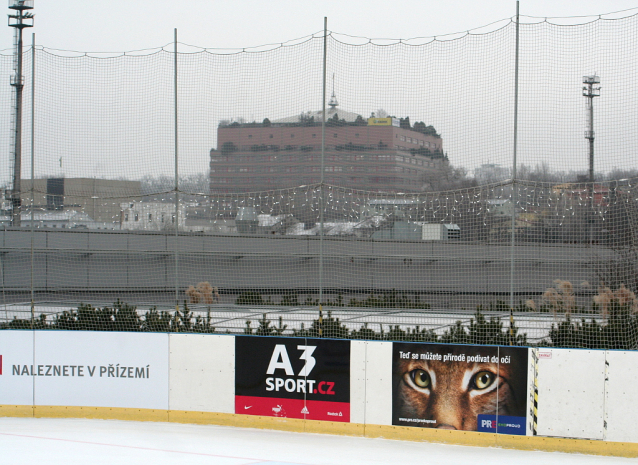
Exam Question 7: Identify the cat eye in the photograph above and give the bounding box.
[472,371,495,390]
[409,369,431,388]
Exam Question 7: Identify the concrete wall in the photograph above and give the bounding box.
[0,229,615,294]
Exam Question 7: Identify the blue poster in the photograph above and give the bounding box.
[477,414,526,435]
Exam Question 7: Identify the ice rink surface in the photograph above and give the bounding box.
[0,417,635,465]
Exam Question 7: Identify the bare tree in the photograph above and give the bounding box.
[421,160,475,192]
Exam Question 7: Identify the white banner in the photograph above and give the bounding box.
[2,331,169,410]
[0,330,35,406]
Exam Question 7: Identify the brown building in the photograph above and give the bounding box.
[21,178,141,224]
[210,96,445,193]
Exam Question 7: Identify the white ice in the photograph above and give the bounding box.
[0,417,634,465]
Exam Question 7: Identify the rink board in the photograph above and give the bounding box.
[0,330,168,410]
[1,330,638,457]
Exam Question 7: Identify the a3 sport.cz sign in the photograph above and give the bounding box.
[235,336,350,422]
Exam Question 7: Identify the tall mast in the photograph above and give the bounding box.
[8,0,34,227]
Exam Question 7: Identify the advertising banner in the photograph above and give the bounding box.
[392,342,528,434]
[367,117,400,127]
[6,331,170,410]
[235,336,350,422]
[0,330,35,406]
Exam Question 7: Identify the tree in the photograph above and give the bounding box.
[413,121,439,137]
[353,115,366,126]
[140,173,208,195]
[439,310,526,346]
[179,173,209,194]
[420,159,475,192]
[327,113,345,127]
[292,310,350,339]
[517,162,562,183]
[548,299,638,350]
[605,168,638,181]
[235,292,264,305]
[299,113,315,126]
[251,314,288,336]
[263,118,271,127]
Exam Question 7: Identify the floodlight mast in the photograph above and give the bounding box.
[582,75,600,246]
[582,75,600,184]
[8,0,34,227]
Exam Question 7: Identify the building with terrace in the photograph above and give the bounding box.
[210,93,445,193]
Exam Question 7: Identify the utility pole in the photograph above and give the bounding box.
[583,75,600,245]
[8,0,34,227]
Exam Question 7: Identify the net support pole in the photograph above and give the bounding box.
[30,32,35,329]
[173,28,180,319]
[318,17,327,332]
[589,125,594,246]
[509,1,520,345]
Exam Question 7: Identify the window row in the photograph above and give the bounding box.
[211,154,438,165]
[245,132,365,140]
[123,212,173,223]
[397,134,437,148]
[210,176,421,185]
[211,165,424,175]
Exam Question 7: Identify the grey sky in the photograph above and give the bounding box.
[3,1,636,53]
[2,1,638,183]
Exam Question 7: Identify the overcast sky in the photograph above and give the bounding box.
[3,1,638,52]
[2,1,637,183]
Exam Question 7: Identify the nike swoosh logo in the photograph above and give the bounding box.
[244,406,252,409]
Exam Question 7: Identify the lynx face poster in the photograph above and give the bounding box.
[235,336,350,422]
[392,342,528,434]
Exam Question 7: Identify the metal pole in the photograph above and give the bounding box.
[30,32,35,328]
[583,75,599,245]
[11,19,24,227]
[8,2,33,227]
[319,17,327,327]
[589,102,594,246]
[174,28,180,317]
[512,1,519,185]
[588,99,594,183]
[509,1,520,343]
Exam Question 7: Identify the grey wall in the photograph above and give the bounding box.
[0,229,616,294]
